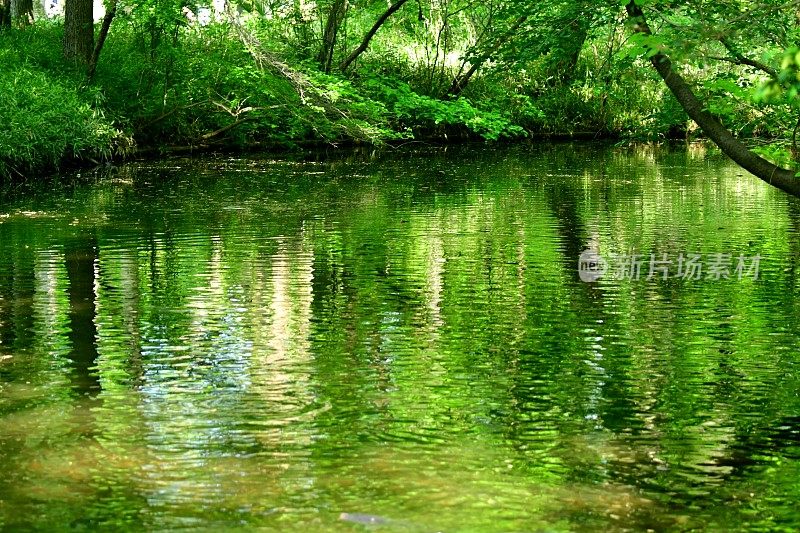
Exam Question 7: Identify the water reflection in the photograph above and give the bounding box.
[65,235,100,394]
[1,144,799,531]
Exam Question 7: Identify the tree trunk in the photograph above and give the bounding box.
[445,15,527,99]
[316,0,346,73]
[339,0,409,72]
[86,0,117,82]
[10,0,33,26]
[64,0,94,65]
[625,1,800,198]
[0,0,10,28]
[544,15,588,86]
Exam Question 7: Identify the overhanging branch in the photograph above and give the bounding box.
[625,1,800,197]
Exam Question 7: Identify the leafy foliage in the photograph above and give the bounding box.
[2,0,800,177]
[0,39,129,178]
[363,76,525,140]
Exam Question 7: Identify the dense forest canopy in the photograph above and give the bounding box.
[2,0,800,193]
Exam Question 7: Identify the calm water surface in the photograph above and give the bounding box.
[1,144,799,531]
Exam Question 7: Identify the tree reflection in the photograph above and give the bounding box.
[65,234,100,394]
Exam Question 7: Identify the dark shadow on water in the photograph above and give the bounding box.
[65,234,101,395]
[0,239,35,355]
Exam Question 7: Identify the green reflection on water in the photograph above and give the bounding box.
[1,144,799,531]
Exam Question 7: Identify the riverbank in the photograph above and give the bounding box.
[3,19,768,181]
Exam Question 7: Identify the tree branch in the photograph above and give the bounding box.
[625,1,800,197]
[200,117,251,141]
[340,0,410,72]
[444,15,527,99]
[719,37,778,79]
[86,0,117,82]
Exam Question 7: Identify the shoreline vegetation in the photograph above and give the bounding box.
[2,1,800,188]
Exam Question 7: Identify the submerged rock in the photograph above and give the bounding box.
[339,512,392,525]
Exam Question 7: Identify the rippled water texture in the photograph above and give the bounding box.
[1,144,799,531]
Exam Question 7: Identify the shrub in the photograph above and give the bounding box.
[0,46,129,179]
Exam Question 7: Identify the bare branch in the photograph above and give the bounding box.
[719,37,778,79]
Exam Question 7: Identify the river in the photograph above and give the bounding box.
[1,143,799,531]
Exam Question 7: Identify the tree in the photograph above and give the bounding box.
[10,0,33,26]
[445,14,528,98]
[0,0,9,28]
[317,0,347,73]
[625,0,800,197]
[340,0,410,72]
[87,0,118,81]
[64,0,94,65]
[540,2,590,87]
